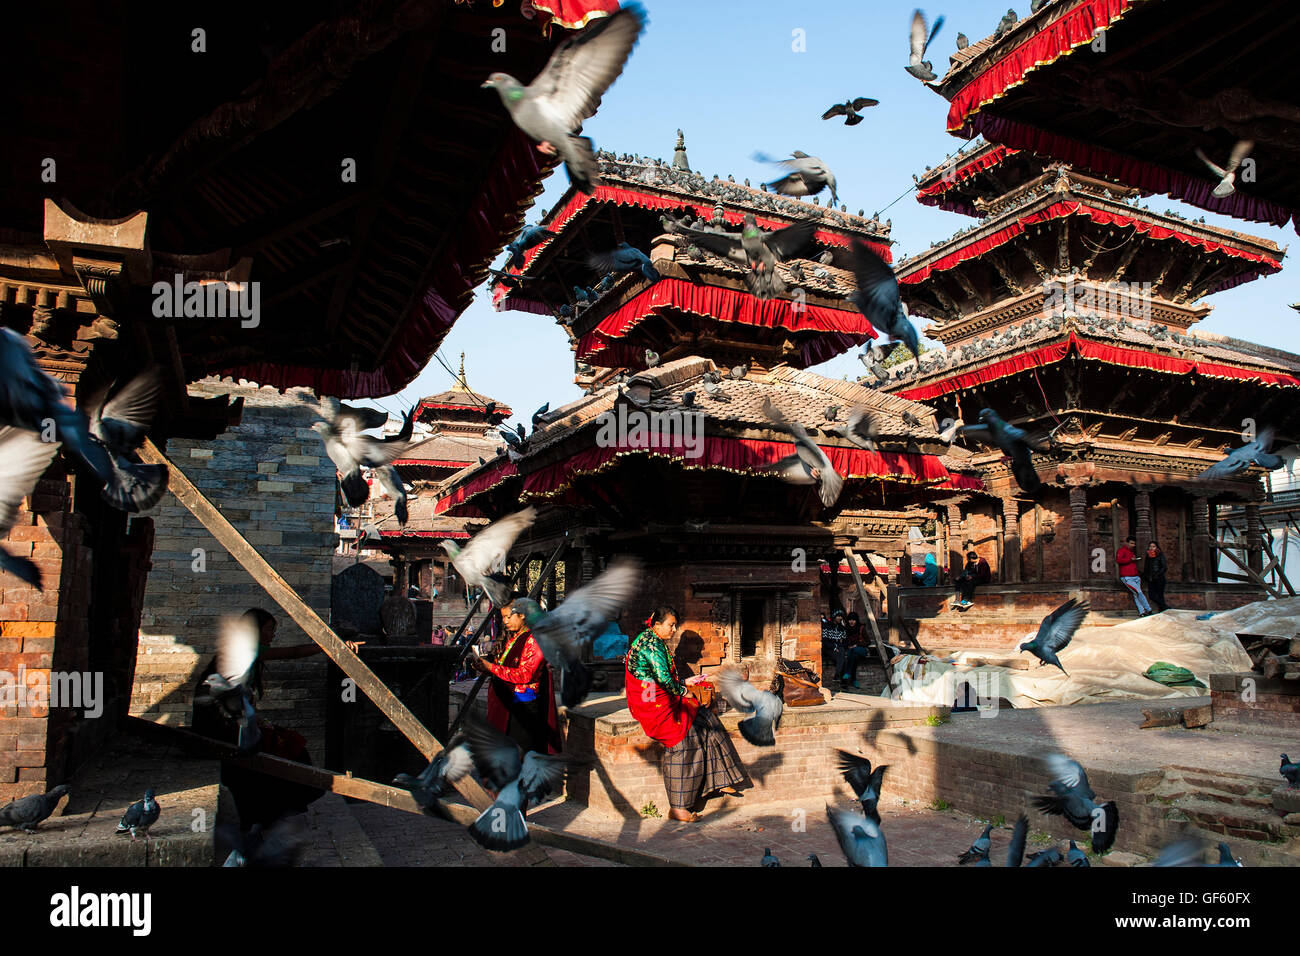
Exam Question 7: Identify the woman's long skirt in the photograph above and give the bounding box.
[660,707,747,810]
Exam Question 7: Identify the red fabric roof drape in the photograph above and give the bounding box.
[916,146,1020,216]
[528,0,620,30]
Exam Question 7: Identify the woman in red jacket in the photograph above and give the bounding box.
[469,597,561,754]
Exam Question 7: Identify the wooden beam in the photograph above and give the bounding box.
[842,547,898,694]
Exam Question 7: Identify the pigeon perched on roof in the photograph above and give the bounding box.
[848,243,919,361]
[531,403,552,429]
[392,732,474,812]
[0,784,70,832]
[826,804,888,867]
[761,397,844,508]
[1198,428,1284,480]
[715,665,783,746]
[1031,753,1119,854]
[522,557,642,707]
[463,719,571,851]
[311,399,414,523]
[956,31,969,48]
[195,614,265,753]
[958,408,1050,493]
[482,4,648,194]
[959,823,993,864]
[441,507,538,608]
[1280,754,1300,788]
[993,8,1018,39]
[1019,598,1089,676]
[822,97,879,126]
[504,224,552,269]
[116,788,160,842]
[729,363,749,380]
[905,9,946,82]
[0,426,61,588]
[755,152,839,206]
[836,751,888,822]
[1195,140,1254,199]
[761,847,780,867]
[588,243,661,283]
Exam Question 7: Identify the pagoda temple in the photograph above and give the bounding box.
[436,144,983,680]
[881,139,1299,649]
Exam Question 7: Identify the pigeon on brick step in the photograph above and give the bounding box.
[1280,754,1300,788]
[116,788,160,842]
[0,784,69,832]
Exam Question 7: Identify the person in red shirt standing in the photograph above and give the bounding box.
[468,597,561,754]
[1116,536,1152,616]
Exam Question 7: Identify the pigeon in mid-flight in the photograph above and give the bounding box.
[905,9,946,81]
[1198,427,1284,480]
[1032,753,1119,854]
[836,751,888,823]
[715,665,783,746]
[311,399,414,524]
[1280,754,1300,788]
[666,213,816,300]
[588,243,660,282]
[1019,598,1090,676]
[116,788,160,842]
[80,367,171,513]
[826,804,888,867]
[482,4,648,194]
[848,242,920,360]
[440,507,538,609]
[825,406,880,452]
[195,614,265,753]
[755,152,839,206]
[822,97,879,126]
[0,784,70,832]
[1005,814,1028,867]
[392,733,474,812]
[463,719,570,852]
[0,426,61,588]
[505,224,553,269]
[761,397,844,508]
[958,408,1050,493]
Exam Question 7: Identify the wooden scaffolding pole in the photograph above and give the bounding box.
[842,547,896,695]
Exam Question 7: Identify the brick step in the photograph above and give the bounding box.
[1162,795,1295,843]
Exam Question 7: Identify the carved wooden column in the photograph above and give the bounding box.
[945,503,963,578]
[899,542,913,584]
[1245,502,1264,576]
[1001,494,1021,583]
[1067,479,1090,580]
[580,546,595,586]
[1192,494,1212,582]
[1134,487,1153,553]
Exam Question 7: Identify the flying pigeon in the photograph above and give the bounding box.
[848,242,919,360]
[588,243,660,282]
[220,814,308,867]
[521,557,642,707]
[440,507,538,608]
[195,614,264,753]
[836,751,888,823]
[958,408,1050,493]
[822,97,879,126]
[1152,836,1209,867]
[392,732,474,811]
[826,804,888,867]
[1026,846,1063,867]
[755,152,839,206]
[505,224,552,269]
[715,665,783,746]
[1005,814,1028,867]
[481,4,648,194]
[667,213,816,300]
[116,788,160,842]
[1281,754,1300,788]
[1195,140,1254,199]
[0,784,69,832]
[959,823,993,865]
[0,329,168,514]
[905,9,946,81]
[1068,840,1090,867]
[828,407,880,452]
[311,399,414,522]
[1031,753,1119,854]
[761,397,844,508]
[0,426,61,588]
[761,847,780,867]
[1018,598,1090,676]
[80,367,171,513]
[463,719,570,852]
[1198,428,1283,480]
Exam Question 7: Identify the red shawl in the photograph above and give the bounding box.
[625,666,698,749]
[485,628,562,754]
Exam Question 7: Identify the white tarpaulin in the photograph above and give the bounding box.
[885,598,1287,710]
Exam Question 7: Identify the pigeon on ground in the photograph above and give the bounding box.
[1018,598,1089,676]
[1032,753,1119,854]
[848,242,919,360]
[959,822,993,864]
[836,751,888,822]
[729,363,749,380]
[1280,754,1300,788]
[822,97,879,126]
[1198,428,1283,480]
[715,665,783,746]
[0,426,61,588]
[1195,140,1254,199]
[588,243,660,282]
[905,9,946,81]
[463,719,570,852]
[755,152,839,206]
[761,847,780,867]
[1026,846,1063,867]
[481,4,647,194]
[220,814,308,867]
[195,614,264,753]
[958,408,1050,493]
[505,224,552,269]
[440,507,538,608]
[522,557,642,707]
[392,733,474,811]
[1068,840,1090,867]
[0,329,167,513]
[1005,814,1028,867]
[826,804,888,867]
[311,399,414,522]
[666,213,816,300]
[0,784,70,832]
[808,853,822,867]
[761,397,844,508]
[116,788,160,842]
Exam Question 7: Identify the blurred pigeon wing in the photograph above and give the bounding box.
[87,367,163,452]
[1007,814,1028,867]
[763,219,818,260]
[1045,753,1092,797]
[714,666,759,712]
[519,752,568,801]
[836,750,874,797]
[958,423,994,447]
[541,557,641,643]
[1038,599,1088,654]
[464,718,523,790]
[216,614,261,684]
[1152,837,1205,867]
[528,4,646,133]
[0,427,61,534]
[822,103,848,119]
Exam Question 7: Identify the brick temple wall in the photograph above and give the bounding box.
[131,381,336,757]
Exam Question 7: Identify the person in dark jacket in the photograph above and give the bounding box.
[1142,542,1169,613]
[952,551,991,608]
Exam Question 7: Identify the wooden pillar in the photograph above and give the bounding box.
[1067,480,1090,581]
[828,555,841,614]
[1192,494,1212,582]
[580,547,595,586]
[945,503,963,578]
[1001,494,1021,583]
[899,542,913,585]
[1177,498,1189,581]
[1134,487,1153,553]
[1246,502,1264,575]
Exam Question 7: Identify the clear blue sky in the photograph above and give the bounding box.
[362,0,1298,429]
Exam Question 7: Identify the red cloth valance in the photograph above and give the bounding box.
[916,146,1020,217]
[433,460,518,515]
[392,459,474,469]
[378,529,470,539]
[946,0,1147,133]
[895,339,1073,401]
[528,0,620,29]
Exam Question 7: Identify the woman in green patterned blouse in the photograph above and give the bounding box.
[625,605,747,821]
